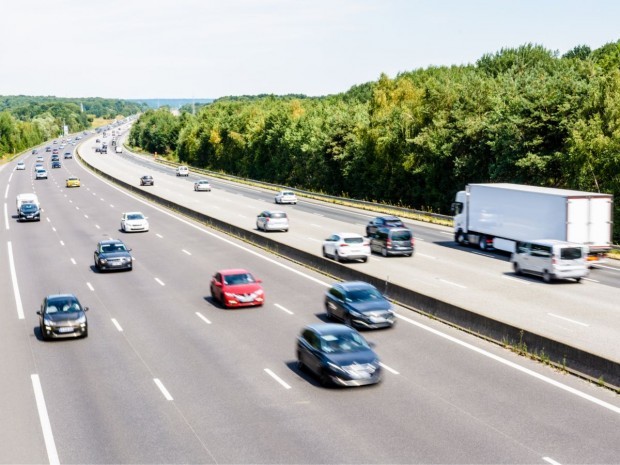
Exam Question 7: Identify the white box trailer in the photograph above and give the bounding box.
[452,183,613,261]
[16,193,40,213]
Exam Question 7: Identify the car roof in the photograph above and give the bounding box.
[218,268,252,275]
[46,293,78,300]
[333,232,364,238]
[196,179,210,183]
[304,323,357,336]
[123,211,144,215]
[98,239,124,245]
[378,215,401,221]
[335,281,377,291]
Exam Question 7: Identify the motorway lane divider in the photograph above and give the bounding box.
[76,149,620,392]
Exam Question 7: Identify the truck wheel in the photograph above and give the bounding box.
[543,270,551,283]
[455,230,466,245]
[479,236,487,250]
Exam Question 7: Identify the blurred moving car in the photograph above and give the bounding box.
[325,281,395,329]
[365,215,405,237]
[194,180,211,191]
[51,160,61,169]
[274,190,297,204]
[297,323,381,387]
[35,169,48,179]
[36,155,44,162]
[210,269,264,308]
[121,212,149,232]
[140,175,154,186]
[94,239,133,272]
[256,210,289,232]
[66,177,81,187]
[322,233,370,263]
[64,152,72,159]
[16,161,26,170]
[37,294,89,340]
[176,166,189,176]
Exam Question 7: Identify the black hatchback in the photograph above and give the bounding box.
[325,281,395,329]
[94,239,133,271]
[297,323,381,387]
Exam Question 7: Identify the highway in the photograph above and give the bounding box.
[1,137,619,464]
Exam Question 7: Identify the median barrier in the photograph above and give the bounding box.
[77,149,620,391]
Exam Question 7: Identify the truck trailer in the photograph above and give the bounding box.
[452,183,613,261]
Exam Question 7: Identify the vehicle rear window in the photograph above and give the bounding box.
[344,237,364,244]
[560,247,583,260]
[390,230,412,241]
[270,212,287,218]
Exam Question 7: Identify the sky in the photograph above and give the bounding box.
[1,0,619,99]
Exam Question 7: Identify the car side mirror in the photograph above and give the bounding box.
[368,341,376,348]
[83,307,89,312]
[127,248,132,252]
[214,281,222,287]
[36,311,42,316]
[256,279,263,283]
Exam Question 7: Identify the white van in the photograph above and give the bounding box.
[176,166,189,176]
[16,193,40,213]
[115,145,123,153]
[511,239,589,283]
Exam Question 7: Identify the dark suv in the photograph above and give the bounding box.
[325,281,395,329]
[365,215,404,237]
[19,203,41,222]
[369,227,414,257]
[94,239,133,271]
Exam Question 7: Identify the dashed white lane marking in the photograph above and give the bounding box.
[95,224,100,229]
[594,264,620,272]
[502,275,531,285]
[195,312,212,324]
[310,224,322,228]
[31,374,60,465]
[438,278,466,289]
[52,227,56,232]
[182,249,191,255]
[274,303,294,315]
[416,253,436,259]
[156,233,163,238]
[154,378,174,400]
[155,278,165,286]
[75,206,80,210]
[307,237,322,243]
[264,369,291,389]
[70,258,76,265]
[100,198,105,201]
[46,217,50,222]
[69,200,73,203]
[543,457,562,465]
[110,204,114,208]
[86,282,94,291]
[238,214,247,218]
[582,277,600,283]
[439,231,453,236]
[59,240,64,246]
[84,214,89,219]
[547,313,589,327]
[111,318,124,332]
[7,242,24,319]
[379,362,400,375]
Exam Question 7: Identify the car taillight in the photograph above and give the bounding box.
[386,238,392,248]
[339,243,349,247]
[411,237,415,247]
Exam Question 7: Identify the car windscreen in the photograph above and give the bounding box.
[47,297,81,313]
[560,247,583,260]
[346,288,383,303]
[21,204,37,211]
[224,273,256,285]
[270,212,287,219]
[127,214,143,220]
[320,332,370,353]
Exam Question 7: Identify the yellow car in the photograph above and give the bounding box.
[66,177,81,188]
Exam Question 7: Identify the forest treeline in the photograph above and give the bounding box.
[128,42,620,241]
[0,96,146,159]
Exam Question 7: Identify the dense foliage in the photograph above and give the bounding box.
[0,96,146,158]
[129,42,620,241]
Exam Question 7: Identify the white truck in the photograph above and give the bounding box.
[452,183,613,261]
[16,193,40,213]
[115,145,122,153]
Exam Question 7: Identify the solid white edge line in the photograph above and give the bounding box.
[4,203,8,230]
[111,318,123,332]
[153,378,174,400]
[155,278,165,286]
[7,242,25,319]
[31,374,60,465]
[438,278,467,289]
[195,312,212,324]
[543,457,562,465]
[274,303,294,315]
[379,362,400,375]
[395,313,620,414]
[4,184,9,199]
[547,313,589,327]
[264,368,292,389]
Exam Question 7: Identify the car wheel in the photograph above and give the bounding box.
[575,277,582,283]
[366,228,371,237]
[362,256,368,263]
[513,262,522,275]
[335,251,343,263]
[325,303,333,319]
[82,329,88,339]
[381,247,388,257]
[297,351,306,372]
[40,326,48,341]
[543,270,551,283]
[322,247,328,258]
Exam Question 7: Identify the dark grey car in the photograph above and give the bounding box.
[297,323,382,387]
[37,294,88,340]
[325,281,395,329]
[94,239,133,271]
[18,203,41,222]
[369,227,414,257]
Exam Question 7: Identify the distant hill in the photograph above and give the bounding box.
[129,98,214,109]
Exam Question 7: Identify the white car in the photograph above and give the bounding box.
[176,166,189,176]
[256,210,289,232]
[194,180,211,191]
[322,232,371,263]
[274,190,297,204]
[121,212,149,233]
[35,169,48,179]
[16,161,26,170]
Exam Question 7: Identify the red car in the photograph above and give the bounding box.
[210,269,264,308]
